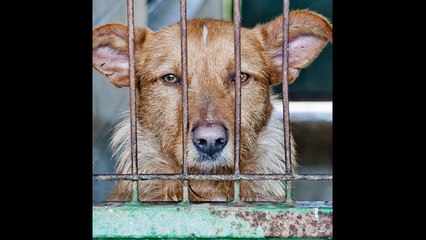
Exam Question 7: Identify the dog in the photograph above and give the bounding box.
[92,10,332,202]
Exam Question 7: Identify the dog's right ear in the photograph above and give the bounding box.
[92,24,151,88]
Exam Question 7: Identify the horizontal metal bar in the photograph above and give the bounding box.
[93,201,332,238]
[93,174,332,181]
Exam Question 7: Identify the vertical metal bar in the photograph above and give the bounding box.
[180,0,189,203]
[128,0,139,203]
[282,0,294,205]
[127,0,139,204]
[282,0,291,174]
[233,0,241,204]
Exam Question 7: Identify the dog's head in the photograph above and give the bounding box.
[93,10,332,174]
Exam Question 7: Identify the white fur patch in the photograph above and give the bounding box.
[202,24,208,46]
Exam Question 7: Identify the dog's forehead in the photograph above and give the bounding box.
[186,19,235,46]
[153,19,258,51]
[141,19,266,81]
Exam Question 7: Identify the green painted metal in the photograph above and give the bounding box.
[93,201,332,239]
[284,181,294,207]
[131,181,138,204]
[233,180,241,203]
[94,238,331,240]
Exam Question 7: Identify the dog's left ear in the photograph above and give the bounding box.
[255,10,332,85]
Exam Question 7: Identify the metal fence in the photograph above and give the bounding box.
[93,0,333,238]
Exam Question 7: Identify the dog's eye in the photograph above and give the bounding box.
[233,73,251,83]
[161,74,179,84]
[240,73,250,82]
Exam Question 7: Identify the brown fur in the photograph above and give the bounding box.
[93,10,332,201]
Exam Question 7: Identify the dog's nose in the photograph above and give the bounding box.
[192,122,228,157]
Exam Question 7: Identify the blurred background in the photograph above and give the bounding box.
[93,0,332,203]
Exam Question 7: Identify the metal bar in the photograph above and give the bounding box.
[93,202,333,238]
[93,174,333,181]
[127,0,139,204]
[131,181,138,203]
[180,0,189,203]
[233,0,241,204]
[282,0,294,206]
[282,0,291,175]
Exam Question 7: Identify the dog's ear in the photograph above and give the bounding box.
[92,24,151,88]
[255,10,332,85]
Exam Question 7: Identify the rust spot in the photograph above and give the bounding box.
[216,228,223,235]
[235,210,332,238]
[289,224,297,236]
[210,208,230,218]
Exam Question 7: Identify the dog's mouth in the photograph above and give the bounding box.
[196,152,225,162]
[189,148,234,173]
[190,154,233,174]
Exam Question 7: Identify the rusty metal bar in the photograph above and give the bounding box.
[282,0,291,175]
[127,0,139,204]
[233,0,242,204]
[282,0,294,206]
[93,174,332,181]
[180,0,189,203]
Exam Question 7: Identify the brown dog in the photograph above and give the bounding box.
[93,10,332,202]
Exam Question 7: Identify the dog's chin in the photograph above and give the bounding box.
[189,153,233,174]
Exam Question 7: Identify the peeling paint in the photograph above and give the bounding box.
[93,201,332,239]
[209,208,230,218]
[234,209,332,238]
